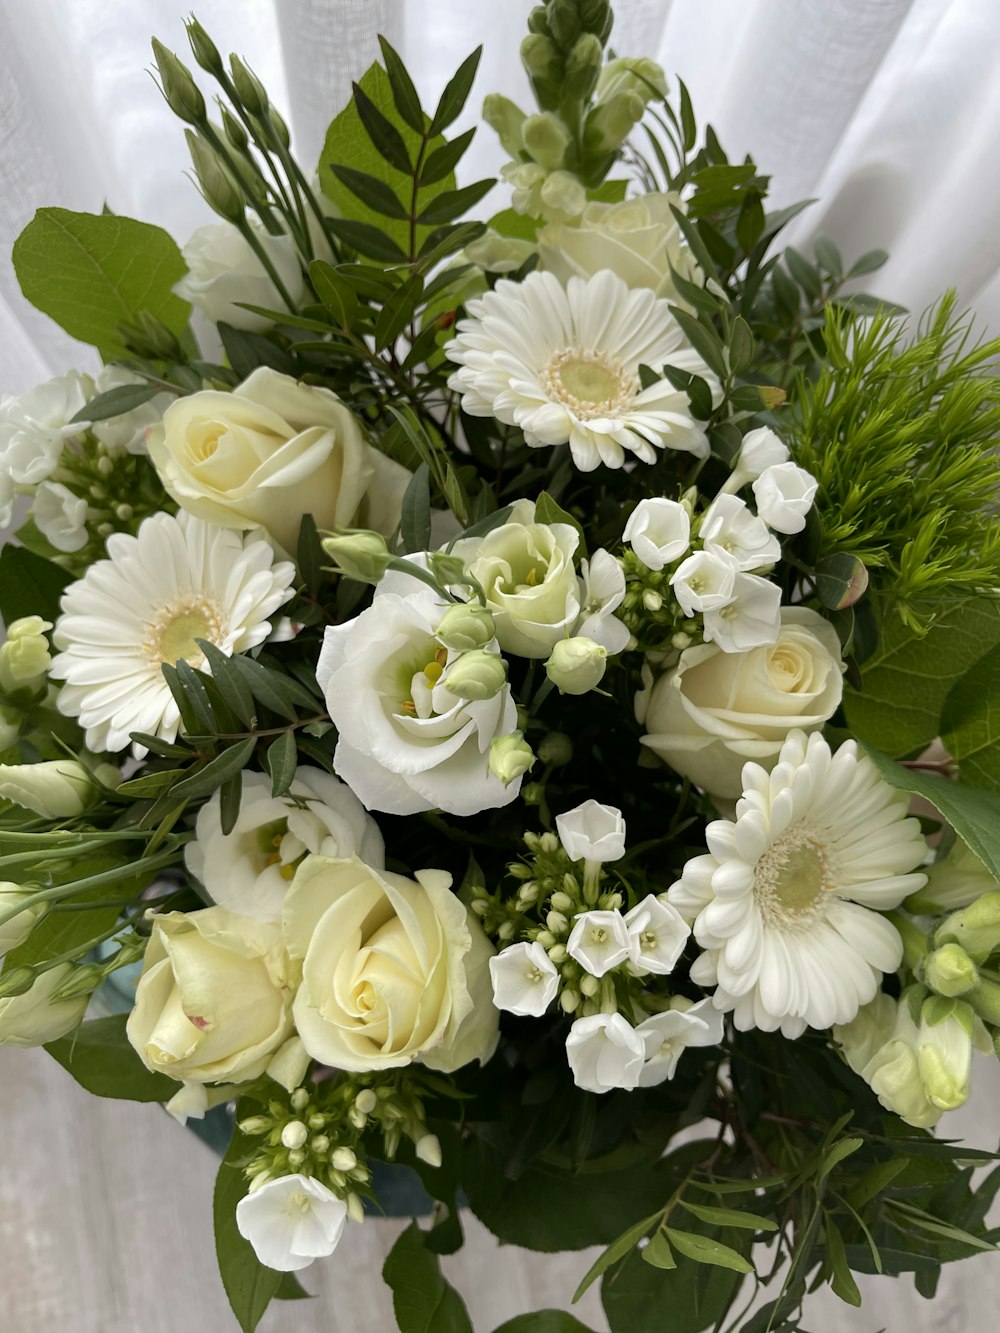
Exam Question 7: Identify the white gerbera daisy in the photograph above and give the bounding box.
[445,269,712,473]
[668,730,928,1038]
[51,511,296,754]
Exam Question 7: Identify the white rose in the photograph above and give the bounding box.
[126,906,300,1088]
[537,193,701,305]
[0,371,91,486]
[282,854,499,1073]
[174,218,306,332]
[186,767,384,924]
[32,481,88,553]
[0,964,89,1046]
[638,607,844,799]
[451,499,582,658]
[89,366,174,455]
[147,366,409,555]
[317,586,519,816]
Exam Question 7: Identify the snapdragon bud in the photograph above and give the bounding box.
[152,39,206,125]
[443,649,507,701]
[482,93,528,159]
[0,616,52,695]
[435,603,495,652]
[935,891,1000,964]
[539,170,587,222]
[521,34,562,108]
[489,732,536,785]
[522,112,571,170]
[322,529,392,584]
[595,56,668,105]
[583,91,644,154]
[185,130,244,222]
[924,943,978,997]
[563,32,603,100]
[917,997,974,1111]
[415,1133,442,1168]
[545,637,607,694]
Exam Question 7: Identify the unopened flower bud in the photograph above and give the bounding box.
[559,987,580,1013]
[483,93,529,159]
[537,732,572,767]
[185,17,224,76]
[489,732,535,785]
[642,590,663,612]
[436,603,496,652]
[0,760,103,819]
[535,929,556,948]
[185,130,244,222]
[220,105,249,152]
[918,996,974,1111]
[239,1115,271,1135]
[152,39,206,125]
[0,965,36,998]
[0,616,52,695]
[522,781,545,806]
[311,1135,330,1155]
[280,1120,309,1150]
[355,1089,378,1114]
[287,1149,305,1167]
[331,1146,358,1172]
[497,920,516,941]
[426,551,468,587]
[596,56,668,106]
[546,910,569,933]
[547,943,567,964]
[563,32,603,100]
[522,112,571,170]
[550,891,574,913]
[322,529,392,584]
[545,637,607,695]
[346,1192,365,1223]
[924,943,978,997]
[521,34,562,103]
[583,91,644,155]
[579,973,599,998]
[290,1087,309,1112]
[443,649,507,701]
[415,1133,442,1168]
[935,891,1000,964]
[229,55,268,116]
[539,170,587,223]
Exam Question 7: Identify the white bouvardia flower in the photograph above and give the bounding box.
[566,910,632,977]
[624,895,690,975]
[636,998,725,1086]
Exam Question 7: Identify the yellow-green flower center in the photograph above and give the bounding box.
[143,596,223,667]
[546,348,634,419]
[753,824,836,929]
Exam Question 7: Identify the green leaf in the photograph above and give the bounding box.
[678,78,696,152]
[815,553,869,611]
[400,462,432,553]
[843,598,1000,757]
[382,1222,473,1333]
[814,236,843,279]
[572,1211,662,1302]
[429,46,482,134]
[352,79,412,172]
[274,1273,311,1301]
[330,164,409,219]
[297,512,325,599]
[663,1228,753,1274]
[728,315,754,374]
[375,272,425,350]
[640,1231,677,1269]
[824,1219,862,1306]
[45,1014,175,1103]
[0,545,72,625]
[13,207,190,359]
[601,1236,744,1333]
[667,306,728,381]
[535,492,587,558]
[378,36,425,133]
[940,642,1000,790]
[818,1137,864,1183]
[267,731,298,797]
[169,737,257,802]
[493,1315,596,1333]
[848,248,889,278]
[115,767,190,799]
[784,246,822,299]
[421,129,477,186]
[324,217,407,263]
[489,208,541,241]
[417,179,496,225]
[225,655,299,721]
[862,746,1000,880]
[679,1201,777,1232]
[219,771,242,836]
[217,324,296,379]
[70,381,159,424]
[214,1110,282,1332]
[309,260,359,328]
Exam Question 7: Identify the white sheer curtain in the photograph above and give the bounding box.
[2,0,999,393]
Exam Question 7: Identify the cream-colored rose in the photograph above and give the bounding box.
[283,855,499,1073]
[147,367,409,555]
[0,964,89,1047]
[537,193,701,305]
[126,906,299,1087]
[451,499,581,658]
[637,607,844,799]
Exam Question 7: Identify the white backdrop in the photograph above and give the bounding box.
[2,0,1000,392]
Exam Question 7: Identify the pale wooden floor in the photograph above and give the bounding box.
[2,1046,998,1333]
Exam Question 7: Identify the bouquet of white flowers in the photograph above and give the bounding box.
[2,3,999,1329]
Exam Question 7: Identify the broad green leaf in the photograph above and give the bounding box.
[0,545,72,624]
[940,642,1000,790]
[493,1315,597,1333]
[601,1237,744,1333]
[382,1222,473,1333]
[13,207,190,359]
[663,1227,754,1274]
[319,64,457,261]
[815,553,869,611]
[214,1108,282,1332]
[267,731,298,797]
[45,1014,175,1102]
[844,598,1000,757]
[862,746,1000,880]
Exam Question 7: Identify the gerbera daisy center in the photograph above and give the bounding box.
[753,823,836,928]
[545,348,635,419]
[143,595,224,667]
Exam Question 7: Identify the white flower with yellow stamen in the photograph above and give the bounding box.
[668,730,928,1037]
[50,511,295,755]
[445,269,712,473]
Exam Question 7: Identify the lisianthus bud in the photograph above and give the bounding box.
[482,94,528,159]
[322,530,392,584]
[545,637,607,694]
[426,551,468,587]
[185,17,224,76]
[917,997,974,1111]
[583,92,644,154]
[229,55,268,116]
[935,891,1000,964]
[185,130,244,222]
[152,39,206,125]
[443,649,507,701]
[522,112,572,170]
[538,731,573,766]
[489,732,536,785]
[435,603,496,652]
[0,616,53,695]
[0,964,89,1046]
[924,943,978,997]
[0,884,45,956]
[0,760,103,819]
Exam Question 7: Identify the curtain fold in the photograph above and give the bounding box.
[1,0,998,393]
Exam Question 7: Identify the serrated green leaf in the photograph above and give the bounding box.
[429,46,482,134]
[679,1201,777,1232]
[378,35,425,133]
[214,1109,282,1332]
[45,1014,175,1103]
[12,208,190,359]
[267,731,298,797]
[663,1227,753,1274]
[0,545,72,625]
[169,737,256,802]
[70,382,159,424]
[383,1222,473,1333]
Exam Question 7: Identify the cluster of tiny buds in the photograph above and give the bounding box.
[618,549,697,651]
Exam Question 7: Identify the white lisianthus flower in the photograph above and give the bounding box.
[175,218,306,332]
[445,270,713,473]
[0,371,91,496]
[489,941,560,1017]
[670,549,737,616]
[316,587,518,816]
[0,884,45,956]
[623,498,690,570]
[0,964,89,1047]
[147,367,409,557]
[624,895,690,975]
[50,512,295,755]
[699,495,780,571]
[637,607,845,799]
[636,997,724,1086]
[566,910,632,977]
[88,366,174,455]
[236,1174,348,1272]
[283,855,499,1073]
[450,499,582,658]
[702,572,782,653]
[537,193,701,308]
[32,481,88,553]
[576,550,630,651]
[126,906,303,1089]
[753,462,818,535]
[556,800,626,864]
[186,768,384,924]
[668,730,928,1037]
[565,1012,645,1093]
[724,427,790,493]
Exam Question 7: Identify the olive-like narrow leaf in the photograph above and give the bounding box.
[352,80,412,172]
[323,217,407,263]
[69,382,160,424]
[667,307,728,381]
[400,462,432,554]
[169,737,257,802]
[219,771,243,836]
[374,272,425,351]
[378,36,425,133]
[429,47,482,135]
[417,178,495,226]
[330,165,408,219]
[663,1227,753,1274]
[420,129,476,186]
[224,655,299,722]
[267,731,298,797]
[678,78,697,152]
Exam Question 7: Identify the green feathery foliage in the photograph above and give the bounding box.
[789,294,1000,629]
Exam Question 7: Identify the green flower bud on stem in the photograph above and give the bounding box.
[185,17,225,76]
[321,529,392,584]
[483,93,528,159]
[563,32,603,101]
[545,636,607,694]
[521,34,563,109]
[538,731,573,766]
[436,603,496,652]
[935,891,1000,964]
[426,550,469,588]
[185,130,245,222]
[152,38,206,126]
[443,649,508,701]
[229,55,269,116]
[489,732,536,785]
[924,943,978,997]
[583,91,645,155]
